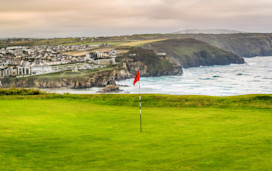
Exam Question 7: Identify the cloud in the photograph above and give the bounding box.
[0,0,272,37]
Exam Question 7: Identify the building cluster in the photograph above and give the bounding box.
[85,50,118,65]
[0,45,118,78]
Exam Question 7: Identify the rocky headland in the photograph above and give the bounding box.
[143,38,244,68]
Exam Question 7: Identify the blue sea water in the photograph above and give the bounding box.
[45,56,272,96]
[116,56,272,96]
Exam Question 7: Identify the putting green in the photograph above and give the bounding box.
[0,94,271,170]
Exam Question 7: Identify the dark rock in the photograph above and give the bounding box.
[98,85,120,93]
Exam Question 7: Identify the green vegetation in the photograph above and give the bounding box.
[118,47,177,75]
[31,65,117,79]
[2,33,272,57]
[0,88,43,95]
[0,37,127,48]
[0,93,271,170]
[143,38,244,68]
[2,65,118,82]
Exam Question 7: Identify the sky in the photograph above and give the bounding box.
[0,0,272,38]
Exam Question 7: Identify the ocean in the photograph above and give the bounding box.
[45,56,272,96]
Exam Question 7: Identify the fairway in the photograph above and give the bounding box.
[0,94,271,170]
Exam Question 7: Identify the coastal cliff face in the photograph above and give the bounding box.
[0,68,131,88]
[0,48,182,88]
[143,38,244,68]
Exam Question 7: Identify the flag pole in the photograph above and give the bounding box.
[139,78,142,132]
[133,70,141,132]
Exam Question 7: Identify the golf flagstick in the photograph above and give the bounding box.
[133,70,141,132]
[139,79,142,132]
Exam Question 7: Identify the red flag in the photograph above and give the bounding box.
[133,70,140,86]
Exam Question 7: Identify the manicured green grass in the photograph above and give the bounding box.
[0,94,271,170]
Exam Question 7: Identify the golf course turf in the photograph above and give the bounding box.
[0,93,271,170]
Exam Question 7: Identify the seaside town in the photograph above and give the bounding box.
[0,44,118,78]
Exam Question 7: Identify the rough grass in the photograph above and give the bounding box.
[0,94,271,170]
[0,88,43,95]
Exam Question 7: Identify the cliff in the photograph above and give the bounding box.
[117,47,182,76]
[143,38,244,68]
[0,67,131,88]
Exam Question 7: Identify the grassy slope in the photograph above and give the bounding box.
[143,38,244,68]
[171,33,272,57]
[119,33,272,57]
[0,94,271,170]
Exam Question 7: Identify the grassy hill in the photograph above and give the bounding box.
[143,38,244,68]
[117,47,182,76]
[121,33,272,57]
[0,92,271,170]
[175,33,272,57]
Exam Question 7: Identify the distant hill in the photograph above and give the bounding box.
[173,29,245,34]
[143,38,244,68]
[169,34,272,57]
[114,33,272,57]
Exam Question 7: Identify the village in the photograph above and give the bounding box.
[0,44,119,78]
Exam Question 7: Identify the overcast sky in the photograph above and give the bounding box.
[0,0,272,38]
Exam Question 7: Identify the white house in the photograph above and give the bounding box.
[31,64,53,75]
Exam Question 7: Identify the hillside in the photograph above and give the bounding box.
[2,33,272,57]
[143,38,244,68]
[93,33,272,57]
[125,33,272,57]
[176,33,272,57]
[117,47,182,76]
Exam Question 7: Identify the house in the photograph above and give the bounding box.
[31,64,53,75]
[93,58,115,65]
[18,61,31,75]
[0,66,18,77]
[157,52,167,56]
